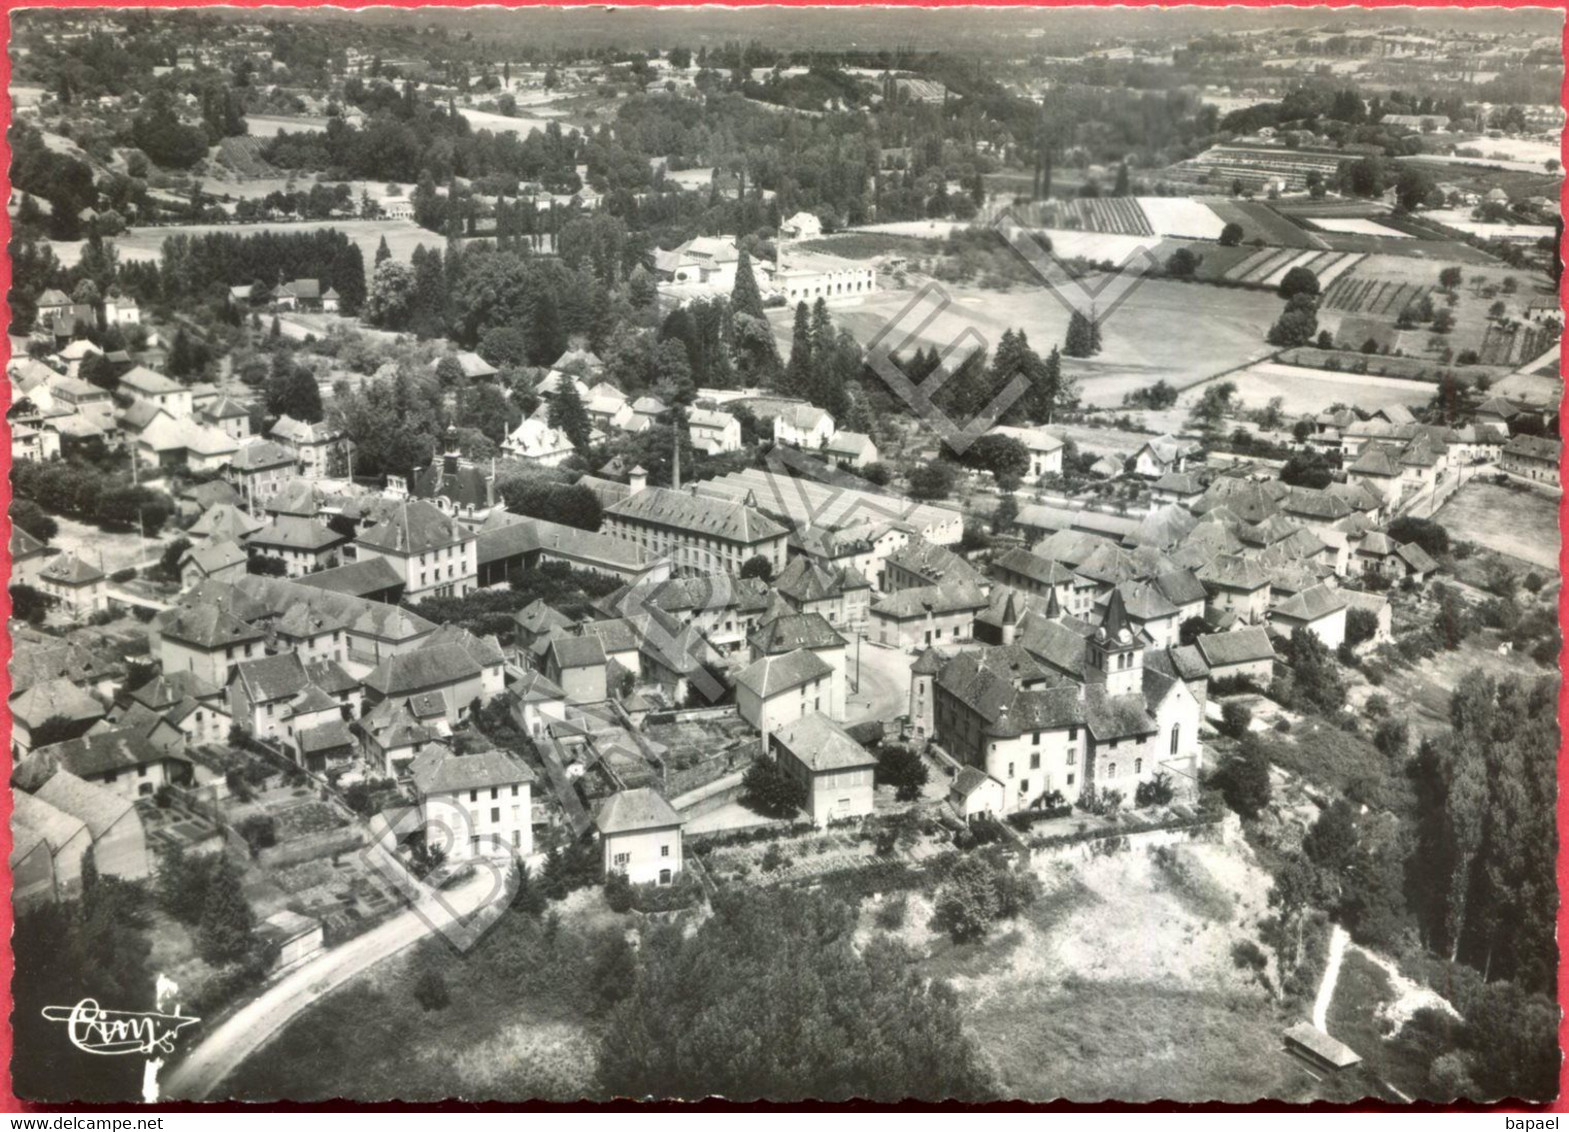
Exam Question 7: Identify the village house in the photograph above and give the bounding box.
[989,425,1065,481]
[593,786,684,885]
[543,635,610,704]
[363,631,502,725]
[870,581,990,650]
[247,515,349,577]
[412,748,536,862]
[822,430,879,469]
[10,677,106,757]
[736,647,836,742]
[748,612,848,720]
[10,526,56,586]
[271,415,350,479]
[1134,434,1201,479]
[769,713,877,827]
[1196,555,1272,626]
[688,408,743,454]
[1194,626,1276,685]
[930,591,1203,813]
[36,554,106,617]
[500,416,577,466]
[228,440,298,507]
[27,727,192,802]
[153,603,268,686]
[772,402,836,448]
[119,365,194,419]
[34,770,152,883]
[1501,434,1560,483]
[355,499,478,600]
[1270,582,1350,649]
[179,539,250,588]
[12,790,91,902]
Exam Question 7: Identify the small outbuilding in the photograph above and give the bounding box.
[1284,1022,1361,1073]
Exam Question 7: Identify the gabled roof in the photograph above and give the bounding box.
[358,499,471,556]
[39,554,104,586]
[736,647,832,697]
[1197,554,1270,592]
[248,515,347,553]
[545,634,607,670]
[10,677,105,729]
[1272,582,1349,623]
[154,603,265,650]
[594,785,682,835]
[365,642,482,697]
[231,439,297,473]
[32,726,186,779]
[748,612,846,655]
[1196,627,1276,667]
[772,713,876,773]
[413,748,535,796]
[606,486,787,545]
[233,652,310,704]
[33,770,133,838]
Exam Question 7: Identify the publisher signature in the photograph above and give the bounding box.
[41,999,201,1057]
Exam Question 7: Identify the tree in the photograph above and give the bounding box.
[12,499,58,542]
[548,379,592,451]
[875,744,930,802]
[1218,222,1245,247]
[1213,736,1271,818]
[1165,247,1201,279]
[907,461,957,501]
[1395,166,1437,212]
[1439,266,1463,291]
[1186,380,1236,434]
[10,583,49,625]
[1267,294,1319,348]
[1278,265,1320,301]
[741,757,805,818]
[1388,516,1450,557]
[1063,310,1097,358]
[596,888,996,1100]
[932,856,1001,942]
[1281,450,1333,489]
[993,494,1019,536]
[413,964,451,1011]
[375,235,392,265]
[950,434,1030,482]
[197,853,254,964]
[739,555,773,581]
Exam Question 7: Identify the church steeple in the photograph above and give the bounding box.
[1089,586,1142,697]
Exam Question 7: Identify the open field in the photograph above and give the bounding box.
[1310,217,1412,239]
[1183,360,1439,417]
[887,842,1361,1102]
[244,115,332,138]
[1203,200,1325,249]
[791,277,1281,407]
[457,106,569,136]
[47,218,437,282]
[1433,479,1560,569]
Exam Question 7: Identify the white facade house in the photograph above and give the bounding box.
[412,749,535,863]
[594,786,684,886]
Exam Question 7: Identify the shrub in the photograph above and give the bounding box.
[873,893,909,931]
[760,843,786,873]
[1220,700,1253,738]
[1134,772,1175,808]
[413,966,450,1012]
[604,870,634,913]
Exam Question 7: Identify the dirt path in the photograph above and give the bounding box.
[1313,923,1350,1032]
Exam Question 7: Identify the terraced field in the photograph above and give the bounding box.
[1321,275,1435,316]
[1219,246,1362,287]
[1050,197,1154,236]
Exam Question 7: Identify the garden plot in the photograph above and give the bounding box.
[1136,197,1225,240]
[1043,228,1163,263]
[244,115,333,137]
[1235,247,1303,284]
[1314,252,1364,288]
[1309,217,1414,239]
[1223,245,1281,281]
[1261,250,1325,288]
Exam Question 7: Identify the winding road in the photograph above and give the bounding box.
[162,867,502,1100]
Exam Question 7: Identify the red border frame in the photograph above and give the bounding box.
[0,0,1563,1112]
